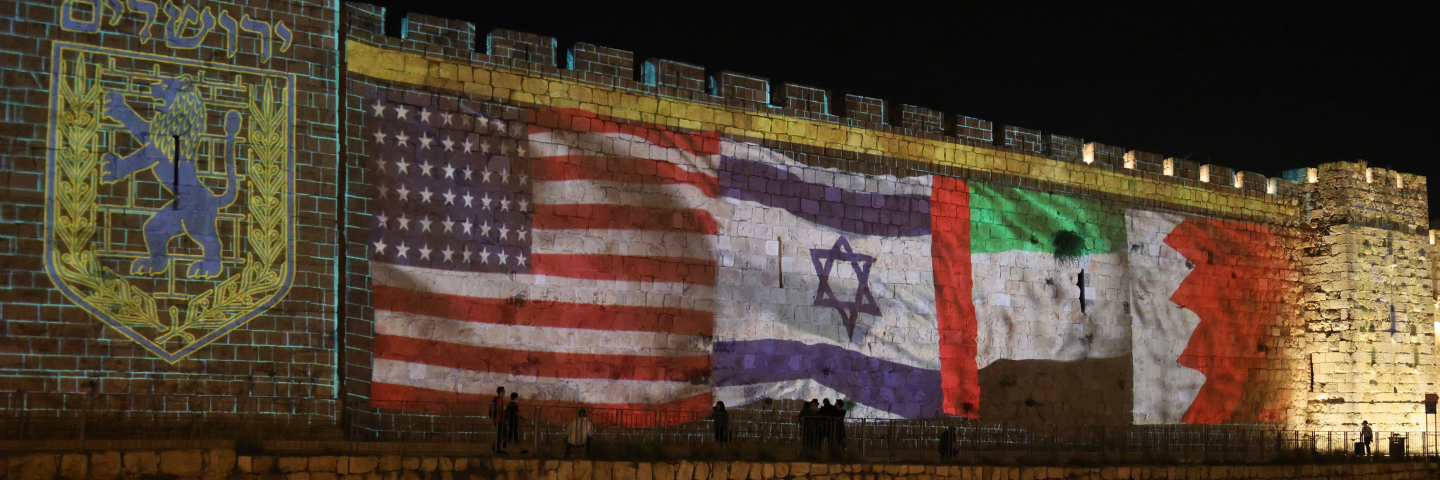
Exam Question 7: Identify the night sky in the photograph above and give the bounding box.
[364,2,1438,215]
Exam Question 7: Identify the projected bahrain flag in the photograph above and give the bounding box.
[362,99,1293,423]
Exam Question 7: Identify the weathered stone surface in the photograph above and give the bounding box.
[207,450,236,473]
[575,461,593,480]
[58,454,85,480]
[653,463,674,480]
[694,462,709,480]
[637,463,652,480]
[158,450,203,478]
[403,458,421,471]
[122,451,157,476]
[730,463,749,480]
[253,457,277,474]
[380,456,402,472]
[615,463,637,480]
[91,451,121,480]
[351,458,379,474]
[17,455,56,480]
[279,458,309,473]
[313,472,340,480]
[311,457,337,473]
[420,459,437,473]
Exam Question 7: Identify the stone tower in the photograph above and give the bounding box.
[1301,161,1435,432]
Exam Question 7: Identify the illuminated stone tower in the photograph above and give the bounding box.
[1301,161,1435,431]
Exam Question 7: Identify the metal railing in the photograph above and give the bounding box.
[2,392,1436,465]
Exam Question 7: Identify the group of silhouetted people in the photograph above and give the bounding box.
[489,387,522,454]
[491,386,595,457]
[798,398,848,449]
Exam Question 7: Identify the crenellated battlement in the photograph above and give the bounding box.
[338,2,1415,211]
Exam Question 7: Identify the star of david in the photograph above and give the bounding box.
[811,236,881,340]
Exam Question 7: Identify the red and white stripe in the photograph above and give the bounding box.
[372,109,724,413]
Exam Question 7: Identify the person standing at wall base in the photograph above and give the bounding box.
[565,409,594,458]
[1361,421,1373,455]
[506,392,523,448]
[939,426,957,461]
[831,400,848,448]
[491,387,508,454]
[799,400,819,450]
[711,401,730,442]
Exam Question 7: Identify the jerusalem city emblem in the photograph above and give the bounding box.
[43,42,296,363]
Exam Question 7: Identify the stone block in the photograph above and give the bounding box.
[676,462,693,480]
[774,464,788,479]
[289,473,312,480]
[123,452,157,476]
[314,473,339,480]
[279,458,309,473]
[791,463,809,476]
[59,454,86,480]
[337,458,350,475]
[729,462,748,480]
[637,463,652,480]
[18,455,56,480]
[421,459,438,473]
[710,463,727,480]
[380,457,402,472]
[615,463,637,480]
[206,450,236,473]
[352,458,379,474]
[595,462,613,480]
[91,452,122,480]
[760,464,773,480]
[654,463,674,480]
[439,459,453,471]
[694,462,709,480]
[157,449,203,475]
[311,457,338,473]
[575,461,593,480]
[253,457,277,474]
[403,458,421,471]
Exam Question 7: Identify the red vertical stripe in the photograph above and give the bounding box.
[931,176,980,418]
[1165,217,1294,424]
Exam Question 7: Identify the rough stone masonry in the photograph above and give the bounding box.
[2,451,1439,480]
[0,0,1434,433]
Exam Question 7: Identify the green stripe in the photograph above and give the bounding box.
[968,182,1126,255]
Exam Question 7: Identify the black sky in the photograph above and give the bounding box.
[364,1,1438,215]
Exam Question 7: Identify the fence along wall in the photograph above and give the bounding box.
[339,3,1431,430]
[0,0,340,415]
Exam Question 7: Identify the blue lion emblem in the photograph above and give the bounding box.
[101,74,241,279]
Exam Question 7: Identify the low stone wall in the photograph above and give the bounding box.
[1,451,1435,480]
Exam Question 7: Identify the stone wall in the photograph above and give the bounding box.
[1301,163,1436,432]
[0,0,1433,435]
[2,451,1436,480]
[0,0,341,414]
